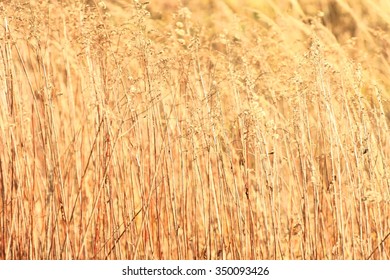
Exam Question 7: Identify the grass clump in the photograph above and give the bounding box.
[0,0,389,259]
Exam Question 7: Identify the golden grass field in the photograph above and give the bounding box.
[0,0,389,260]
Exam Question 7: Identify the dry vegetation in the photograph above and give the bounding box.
[0,0,389,260]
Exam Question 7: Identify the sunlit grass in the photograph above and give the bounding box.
[0,0,389,260]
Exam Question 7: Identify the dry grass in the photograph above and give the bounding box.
[0,0,389,260]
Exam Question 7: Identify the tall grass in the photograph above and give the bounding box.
[0,0,389,259]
